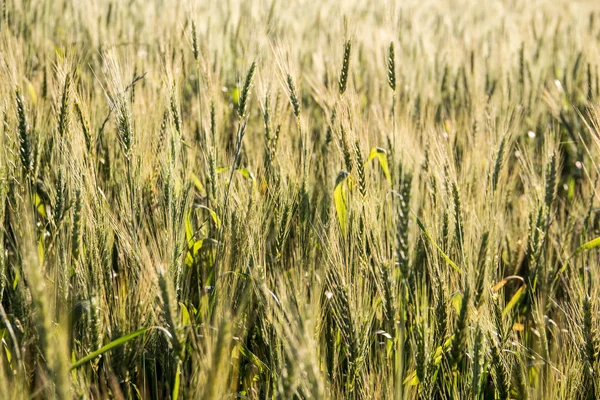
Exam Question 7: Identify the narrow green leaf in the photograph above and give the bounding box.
[575,236,600,255]
[236,168,256,181]
[403,370,419,386]
[179,302,191,327]
[190,172,205,193]
[173,362,182,400]
[185,211,193,245]
[366,147,392,184]
[192,239,204,256]
[237,342,269,373]
[334,171,350,235]
[503,285,526,317]
[415,215,461,273]
[217,167,255,181]
[198,205,221,229]
[451,293,463,313]
[24,78,38,108]
[71,328,150,370]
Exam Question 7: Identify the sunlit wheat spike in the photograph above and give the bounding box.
[57,74,71,137]
[492,291,504,341]
[441,211,449,251]
[42,63,48,99]
[474,231,489,306]
[491,136,506,192]
[274,202,291,262]
[340,125,353,172]
[74,101,92,153]
[518,42,525,87]
[208,147,217,201]
[396,170,412,273]
[583,295,596,365]
[191,20,199,61]
[387,42,396,92]
[440,65,448,94]
[434,281,447,343]
[15,89,32,176]
[238,62,257,119]
[170,83,182,136]
[263,93,271,141]
[158,268,182,357]
[54,167,66,226]
[71,188,83,262]
[544,153,557,209]
[115,94,134,159]
[588,62,593,101]
[354,140,366,198]
[581,295,597,399]
[470,327,483,398]
[339,40,351,95]
[286,74,301,118]
[89,295,102,350]
[210,100,216,144]
[490,333,509,399]
[448,285,469,368]
[452,182,464,252]
[157,108,168,152]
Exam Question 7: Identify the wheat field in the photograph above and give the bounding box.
[2,0,600,398]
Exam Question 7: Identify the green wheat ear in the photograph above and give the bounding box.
[170,83,182,136]
[452,182,464,252]
[448,285,470,369]
[581,295,597,398]
[490,332,509,399]
[470,327,483,398]
[237,62,257,120]
[387,41,396,92]
[71,188,83,262]
[491,136,506,192]
[354,140,366,198]
[15,88,32,177]
[339,40,352,95]
[57,74,71,138]
[116,94,134,159]
[74,101,92,153]
[191,20,199,61]
[544,153,557,209]
[340,125,353,173]
[286,74,301,118]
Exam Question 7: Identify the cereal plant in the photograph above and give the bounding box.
[1,0,600,398]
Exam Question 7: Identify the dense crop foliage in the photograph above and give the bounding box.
[2,0,600,398]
